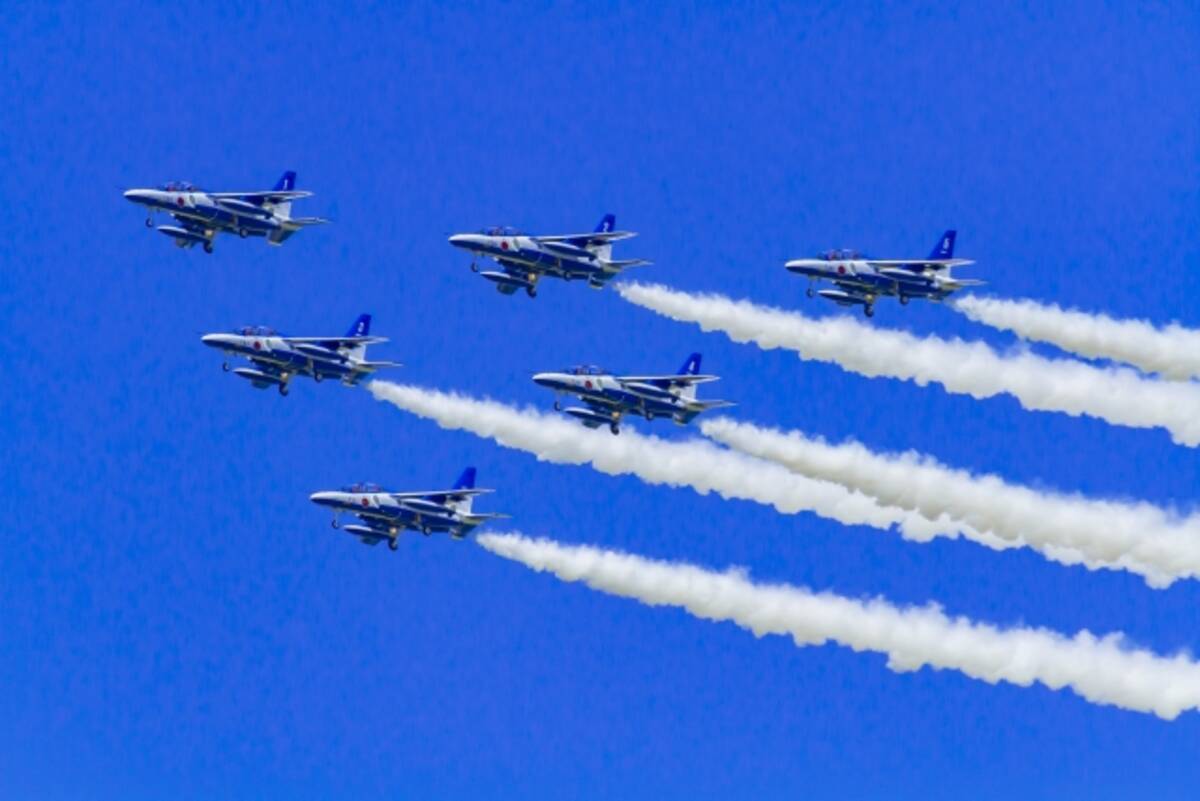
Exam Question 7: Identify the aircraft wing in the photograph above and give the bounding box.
[208,190,314,202]
[618,374,721,386]
[388,488,495,502]
[279,336,388,346]
[864,258,975,271]
[533,231,637,244]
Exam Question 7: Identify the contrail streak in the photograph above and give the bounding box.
[702,417,1200,588]
[367,381,1010,547]
[616,283,1200,446]
[479,533,1200,719]
[953,295,1200,381]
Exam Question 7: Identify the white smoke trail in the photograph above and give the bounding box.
[479,533,1200,719]
[616,283,1200,446]
[367,381,1017,548]
[953,295,1200,381]
[702,417,1200,588]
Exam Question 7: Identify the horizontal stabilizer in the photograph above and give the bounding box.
[601,258,652,273]
[465,512,511,525]
[691,398,736,411]
[284,216,330,227]
[359,360,402,371]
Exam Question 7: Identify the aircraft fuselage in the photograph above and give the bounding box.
[449,233,612,286]
[124,189,284,238]
[201,334,370,386]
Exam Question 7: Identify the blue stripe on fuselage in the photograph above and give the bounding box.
[478,244,606,281]
[222,343,360,380]
[579,387,684,421]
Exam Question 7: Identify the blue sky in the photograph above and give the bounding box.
[2,1,1199,797]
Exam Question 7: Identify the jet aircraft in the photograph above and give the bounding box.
[448,213,650,297]
[310,467,507,551]
[123,170,328,253]
[785,230,981,317]
[532,352,733,434]
[201,313,399,395]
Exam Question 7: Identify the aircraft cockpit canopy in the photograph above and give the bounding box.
[162,181,199,192]
[238,326,277,337]
[821,248,863,261]
[481,226,522,237]
[343,482,384,494]
[567,364,610,376]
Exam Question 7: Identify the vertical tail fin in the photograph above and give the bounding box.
[589,214,617,260]
[677,352,702,399]
[446,467,479,513]
[452,466,477,491]
[677,352,702,376]
[928,230,956,260]
[271,171,297,221]
[342,313,372,361]
[345,313,371,338]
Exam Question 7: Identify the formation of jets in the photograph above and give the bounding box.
[533,353,733,435]
[124,170,985,551]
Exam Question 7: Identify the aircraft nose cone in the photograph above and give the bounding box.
[532,373,561,389]
[310,491,343,507]
[448,233,479,249]
[200,333,232,348]
[123,189,150,203]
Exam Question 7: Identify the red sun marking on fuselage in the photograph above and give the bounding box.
[500,240,510,250]
[361,497,371,507]
[837,265,846,274]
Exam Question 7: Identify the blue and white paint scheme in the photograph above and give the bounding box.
[123,170,328,253]
[448,213,650,297]
[533,352,733,435]
[785,230,982,317]
[310,467,507,551]
[200,313,399,395]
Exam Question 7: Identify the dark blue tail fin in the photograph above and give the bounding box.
[928,230,956,260]
[452,467,477,490]
[595,213,615,234]
[345,313,371,338]
[677,352,702,375]
[274,171,297,192]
